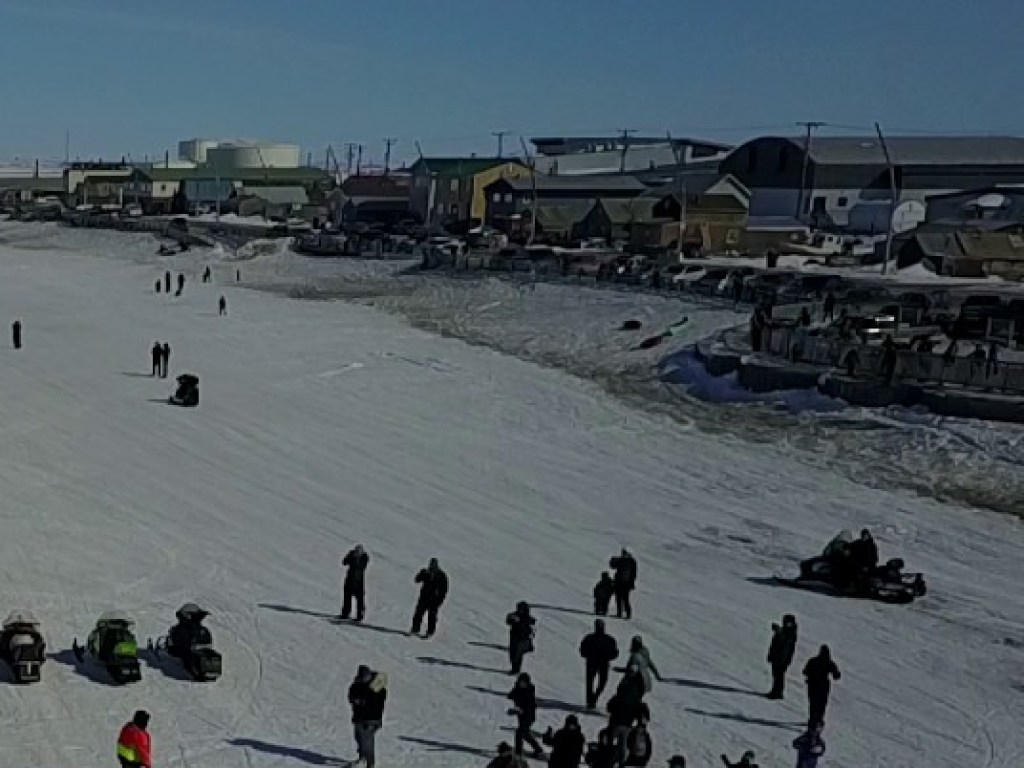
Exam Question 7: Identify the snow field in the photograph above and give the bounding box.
[0,226,1020,767]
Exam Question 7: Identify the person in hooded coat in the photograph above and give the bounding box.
[543,715,586,768]
[803,645,841,728]
[341,545,369,621]
[348,664,387,768]
[606,685,642,768]
[847,529,879,576]
[593,572,614,616]
[625,715,653,767]
[580,619,619,709]
[626,636,661,694]
[609,549,637,619]
[151,342,162,377]
[506,602,536,675]
[411,558,448,637]
[793,724,826,768]
[585,729,618,768]
[508,672,544,758]
[767,614,798,699]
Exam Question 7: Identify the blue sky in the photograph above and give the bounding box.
[0,0,1021,165]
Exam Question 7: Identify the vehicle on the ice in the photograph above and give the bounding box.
[0,610,46,684]
[169,374,199,407]
[150,603,222,682]
[774,555,927,604]
[72,610,142,684]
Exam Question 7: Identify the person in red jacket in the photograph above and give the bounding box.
[117,710,152,768]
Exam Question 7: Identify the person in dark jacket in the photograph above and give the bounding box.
[625,716,652,767]
[348,664,387,768]
[410,558,448,637]
[609,549,637,620]
[580,619,619,709]
[203,266,212,283]
[847,529,879,576]
[585,729,618,768]
[507,602,536,675]
[155,280,162,294]
[803,645,841,728]
[606,686,642,768]
[341,545,369,621]
[793,724,825,768]
[543,715,586,768]
[175,273,185,297]
[593,573,614,616]
[160,342,171,379]
[767,613,798,699]
[721,750,758,768]
[164,271,171,293]
[151,342,162,377]
[508,672,544,758]
[218,295,227,316]
[12,320,21,350]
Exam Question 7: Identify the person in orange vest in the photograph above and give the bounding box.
[117,710,152,768]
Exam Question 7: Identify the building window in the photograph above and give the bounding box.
[725,229,739,245]
[450,179,459,192]
[450,204,459,215]
[493,192,501,203]
[436,203,445,214]
[504,193,513,203]
[837,196,849,208]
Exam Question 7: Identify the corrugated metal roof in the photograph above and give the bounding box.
[791,136,1024,166]
[498,174,647,193]
[409,157,523,177]
[244,186,309,205]
[0,176,65,192]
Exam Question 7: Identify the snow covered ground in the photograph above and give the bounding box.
[0,222,1021,768]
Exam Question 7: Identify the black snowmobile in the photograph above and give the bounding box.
[150,603,222,682]
[774,555,927,604]
[0,611,46,684]
[72,611,142,684]
[169,374,199,407]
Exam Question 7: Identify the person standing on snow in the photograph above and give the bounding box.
[117,710,152,768]
[164,271,171,293]
[580,619,619,709]
[793,724,826,768]
[721,751,758,768]
[151,342,162,377]
[160,342,171,379]
[606,684,642,768]
[803,645,841,729]
[848,529,879,576]
[609,549,637,619]
[624,712,652,767]
[487,741,529,768]
[175,273,185,297]
[543,715,586,768]
[593,572,614,616]
[348,664,387,768]
[507,601,536,675]
[508,672,544,758]
[625,636,661,694]
[767,614,798,700]
[219,295,227,316]
[12,320,22,350]
[410,558,448,637]
[341,545,369,621]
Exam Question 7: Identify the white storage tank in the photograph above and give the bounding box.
[178,139,219,164]
[206,142,300,170]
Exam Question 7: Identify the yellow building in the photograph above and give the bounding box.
[410,157,528,225]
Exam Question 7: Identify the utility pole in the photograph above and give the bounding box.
[875,122,898,275]
[491,131,510,159]
[355,144,363,177]
[64,130,70,166]
[795,121,825,220]
[668,133,687,262]
[344,143,356,175]
[618,129,636,173]
[519,137,538,246]
[383,138,396,177]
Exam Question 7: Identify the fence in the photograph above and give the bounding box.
[763,325,1024,394]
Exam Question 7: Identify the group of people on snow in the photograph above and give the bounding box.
[149,341,171,378]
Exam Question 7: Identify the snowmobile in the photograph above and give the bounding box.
[0,610,46,684]
[169,374,199,407]
[149,603,222,682]
[72,610,142,684]
[774,556,927,604]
